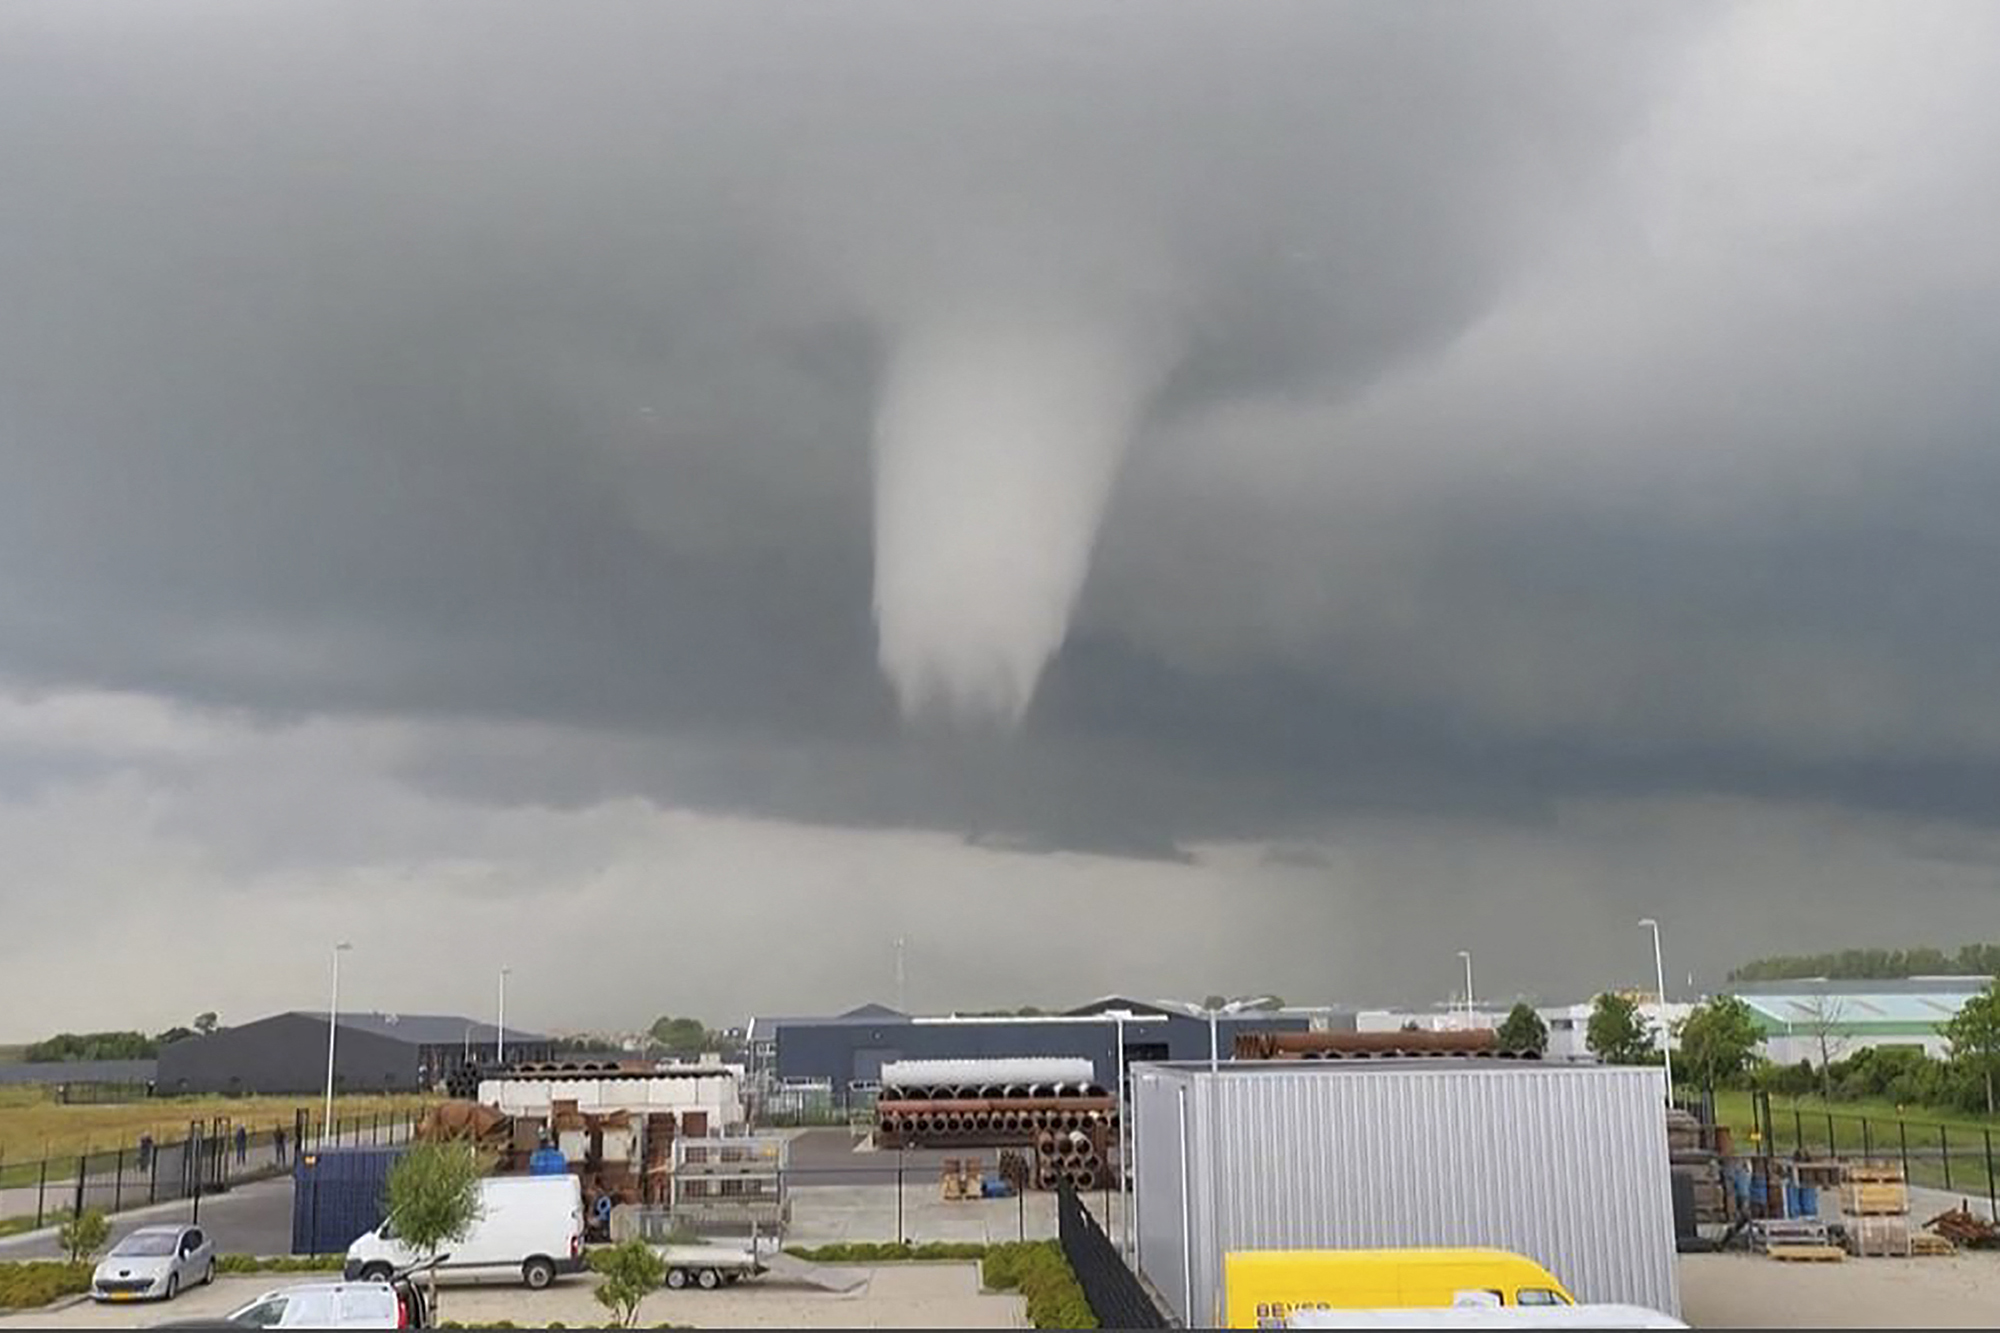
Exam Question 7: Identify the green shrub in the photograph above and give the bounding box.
[982,1241,1097,1329]
[0,1261,93,1311]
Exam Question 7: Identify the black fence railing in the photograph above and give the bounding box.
[0,1108,424,1232]
[1692,1088,2000,1223]
[1057,1183,1167,1330]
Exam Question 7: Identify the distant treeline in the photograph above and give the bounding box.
[1730,944,2000,982]
[24,1031,161,1062]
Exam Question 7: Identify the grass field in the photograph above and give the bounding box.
[1709,1089,2000,1196]
[0,1087,432,1182]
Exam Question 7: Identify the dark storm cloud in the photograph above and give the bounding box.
[2,0,1998,857]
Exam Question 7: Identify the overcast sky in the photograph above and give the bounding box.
[3,1,1998,1037]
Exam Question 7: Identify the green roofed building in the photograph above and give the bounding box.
[1736,977,1990,1066]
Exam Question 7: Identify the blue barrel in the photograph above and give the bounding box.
[1783,1182,1802,1218]
[529,1147,567,1176]
[1799,1184,1820,1217]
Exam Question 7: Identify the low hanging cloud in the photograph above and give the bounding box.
[2,0,1999,1023]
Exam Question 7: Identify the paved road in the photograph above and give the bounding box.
[0,1177,296,1261]
[785,1128,1001,1187]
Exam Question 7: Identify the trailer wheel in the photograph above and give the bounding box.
[665,1268,688,1290]
[696,1268,721,1290]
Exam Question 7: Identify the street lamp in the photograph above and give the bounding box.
[497,966,512,1066]
[1457,951,1475,1022]
[1200,996,1280,1073]
[322,942,353,1147]
[1639,919,1673,1097]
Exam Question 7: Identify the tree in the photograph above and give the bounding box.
[193,1012,220,1035]
[1586,993,1653,1065]
[590,1237,667,1328]
[24,1031,157,1062]
[1794,995,1849,1099]
[647,1016,709,1054]
[1943,981,2000,1116]
[59,1208,109,1264]
[1496,1003,1549,1056]
[1677,996,1763,1088]
[383,1142,490,1320]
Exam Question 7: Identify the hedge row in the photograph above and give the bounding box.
[0,1262,91,1311]
[215,1254,347,1274]
[783,1240,990,1263]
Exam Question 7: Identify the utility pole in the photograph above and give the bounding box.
[1640,919,1673,1096]
[894,937,906,1013]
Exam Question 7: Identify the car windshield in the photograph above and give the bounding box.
[111,1233,179,1257]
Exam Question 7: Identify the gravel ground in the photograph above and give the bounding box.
[1679,1250,2000,1327]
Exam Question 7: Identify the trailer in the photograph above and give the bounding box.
[654,1241,768,1290]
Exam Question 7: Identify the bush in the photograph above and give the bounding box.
[982,1241,1097,1330]
[0,1261,93,1311]
[57,1209,108,1264]
[589,1238,666,1328]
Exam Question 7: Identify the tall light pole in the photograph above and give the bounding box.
[1199,996,1281,1073]
[893,937,906,1013]
[322,942,352,1147]
[1458,951,1475,1022]
[497,966,512,1065]
[1639,918,1672,1096]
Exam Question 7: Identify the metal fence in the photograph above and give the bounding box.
[1706,1089,2000,1222]
[0,1107,423,1232]
[1057,1183,1167,1330]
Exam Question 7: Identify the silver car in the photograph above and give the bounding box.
[90,1223,215,1303]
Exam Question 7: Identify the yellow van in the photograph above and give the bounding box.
[1223,1249,1575,1328]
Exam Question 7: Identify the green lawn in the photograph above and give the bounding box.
[1708,1089,2000,1197]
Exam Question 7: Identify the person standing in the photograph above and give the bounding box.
[235,1124,248,1166]
[273,1124,287,1166]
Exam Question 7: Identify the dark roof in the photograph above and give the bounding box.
[838,1003,906,1019]
[0,1058,156,1086]
[285,1012,549,1046]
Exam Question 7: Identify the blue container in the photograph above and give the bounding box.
[292,1146,405,1256]
[1798,1184,1820,1217]
[529,1147,567,1176]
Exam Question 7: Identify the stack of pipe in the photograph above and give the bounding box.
[874,1058,1118,1151]
[1232,1029,1535,1060]
[1033,1127,1108,1192]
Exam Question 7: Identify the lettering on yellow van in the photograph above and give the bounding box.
[1222,1249,1576,1328]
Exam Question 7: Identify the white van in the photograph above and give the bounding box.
[345,1175,585,1290]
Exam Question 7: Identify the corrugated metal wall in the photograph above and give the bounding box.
[1133,1062,1678,1325]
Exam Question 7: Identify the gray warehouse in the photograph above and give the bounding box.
[155,1012,553,1095]
[1132,1060,1678,1325]
[749,998,1327,1104]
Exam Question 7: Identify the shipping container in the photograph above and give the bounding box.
[1131,1061,1677,1326]
[292,1146,405,1256]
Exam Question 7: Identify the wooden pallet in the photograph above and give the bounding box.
[1839,1184,1909,1216]
[1911,1233,1957,1257]
[1769,1244,1846,1263]
[1841,1164,1906,1184]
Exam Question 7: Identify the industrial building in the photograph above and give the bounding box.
[155,1011,553,1094]
[1130,1060,1678,1325]
[1735,976,1991,1065]
[746,998,1325,1107]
